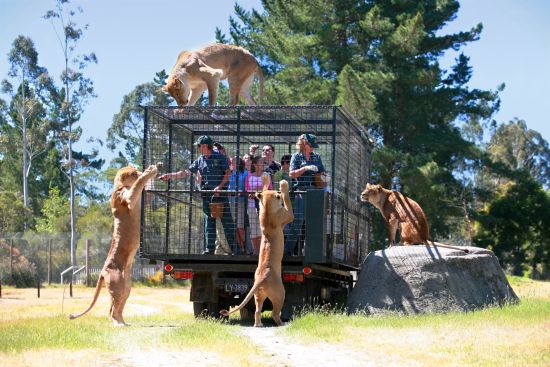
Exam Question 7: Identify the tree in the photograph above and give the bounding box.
[474,174,550,277]
[221,0,501,242]
[107,71,171,166]
[487,118,550,188]
[44,0,99,268]
[1,36,56,213]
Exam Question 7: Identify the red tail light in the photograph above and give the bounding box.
[283,272,304,283]
[173,270,193,280]
[164,264,173,272]
[302,266,312,275]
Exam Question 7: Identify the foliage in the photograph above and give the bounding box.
[474,174,550,277]
[35,187,70,233]
[0,192,29,233]
[220,0,501,243]
[487,118,550,188]
[107,71,171,166]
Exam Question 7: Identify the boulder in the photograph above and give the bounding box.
[347,245,519,315]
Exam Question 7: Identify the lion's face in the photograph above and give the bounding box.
[163,76,189,106]
[360,183,383,203]
[115,166,141,188]
[256,190,284,216]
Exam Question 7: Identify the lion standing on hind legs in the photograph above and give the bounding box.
[360,183,467,252]
[69,164,158,326]
[220,176,294,327]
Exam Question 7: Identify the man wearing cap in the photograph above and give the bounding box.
[284,133,326,255]
[159,135,236,254]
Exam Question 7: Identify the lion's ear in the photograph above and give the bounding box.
[256,192,262,200]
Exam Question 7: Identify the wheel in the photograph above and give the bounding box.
[239,307,254,320]
[193,302,208,318]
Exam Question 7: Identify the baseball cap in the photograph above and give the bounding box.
[194,135,213,146]
[303,133,319,148]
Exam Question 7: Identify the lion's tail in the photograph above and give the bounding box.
[69,272,105,320]
[256,64,264,105]
[426,240,469,253]
[219,269,269,317]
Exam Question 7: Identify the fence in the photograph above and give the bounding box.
[0,232,159,286]
[71,264,163,284]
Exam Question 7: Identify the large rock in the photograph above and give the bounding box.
[347,245,519,315]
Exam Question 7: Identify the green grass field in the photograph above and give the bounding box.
[0,276,548,366]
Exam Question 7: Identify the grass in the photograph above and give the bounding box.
[285,276,550,367]
[0,285,264,366]
[0,276,548,366]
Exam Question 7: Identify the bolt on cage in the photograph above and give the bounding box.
[140,106,372,268]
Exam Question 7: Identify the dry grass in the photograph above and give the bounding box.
[0,285,262,367]
[286,277,550,367]
[1,277,548,367]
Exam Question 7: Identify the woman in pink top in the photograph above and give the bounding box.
[245,156,272,255]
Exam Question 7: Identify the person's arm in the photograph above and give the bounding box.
[289,166,312,178]
[214,168,231,192]
[158,169,190,181]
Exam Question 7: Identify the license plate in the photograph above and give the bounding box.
[225,281,249,294]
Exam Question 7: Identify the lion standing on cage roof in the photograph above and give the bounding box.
[163,43,264,106]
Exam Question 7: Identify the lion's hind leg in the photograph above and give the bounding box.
[266,280,285,326]
[253,290,267,327]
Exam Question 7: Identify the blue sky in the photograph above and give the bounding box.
[1,0,548,164]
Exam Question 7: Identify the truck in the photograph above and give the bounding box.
[139,105,372,320]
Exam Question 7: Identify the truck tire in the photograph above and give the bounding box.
[193,302,221,318]
[239,307,254,321]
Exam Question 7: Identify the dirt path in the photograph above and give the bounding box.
[238,325,372,367]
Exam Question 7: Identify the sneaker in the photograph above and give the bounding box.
[202,249,214,255]
[215,246,232,255]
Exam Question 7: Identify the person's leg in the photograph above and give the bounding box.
[202,195,216,252]
[284,194,304,255]
[220,196,236,253]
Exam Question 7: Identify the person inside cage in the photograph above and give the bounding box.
[242,153,253,174]
[245,156,272,255]
[261,144,281,175]
[272,154,292,190]
[158,135,236,255]
[228,155,248,254]
[284,133,326,256]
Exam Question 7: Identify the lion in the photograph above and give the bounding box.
[69,164,158,325]
[220,176,294,326]
[361,183,467,252]
[162,43,264,106]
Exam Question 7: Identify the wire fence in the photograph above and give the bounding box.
[0,232,160,286]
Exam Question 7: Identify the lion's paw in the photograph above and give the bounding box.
[144,165,158,177]
[279,180,289,193]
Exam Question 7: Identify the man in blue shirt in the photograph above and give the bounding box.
[159,135,236,254]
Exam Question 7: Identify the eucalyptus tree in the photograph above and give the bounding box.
[1,36,55,211]
[487,118,550,189]
[44,0,98,268]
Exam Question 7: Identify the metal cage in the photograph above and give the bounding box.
[140,106,372,268]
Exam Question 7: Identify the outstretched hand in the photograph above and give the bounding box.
[304,165,318,173]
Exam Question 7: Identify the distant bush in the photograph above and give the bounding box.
[2,258,38,288]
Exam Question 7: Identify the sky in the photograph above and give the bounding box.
[1,0,549,164]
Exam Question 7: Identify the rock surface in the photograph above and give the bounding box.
[347,245,519,315]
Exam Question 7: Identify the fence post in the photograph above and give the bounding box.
[37,277,41,298]
[0,279,2,298]
[85,239,91,287]
[9,238,13,279]
[48,239,52,285]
